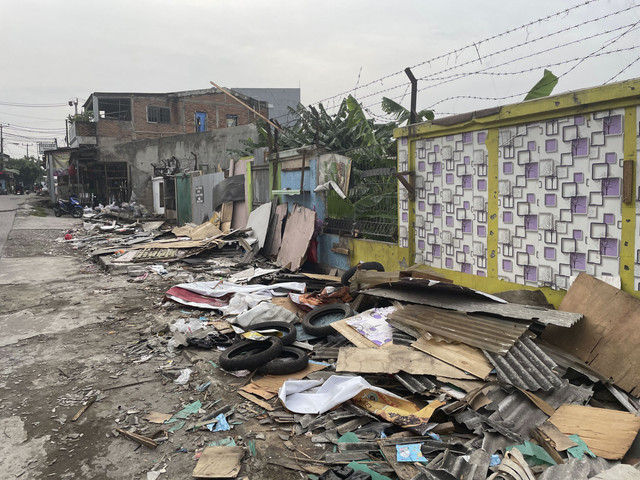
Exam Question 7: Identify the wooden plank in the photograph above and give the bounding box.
[267,457,328,475]
[276,204,316,271]
[537,421,578,452]
[543,273,640,395]
[238,390,274,411]
[549,405,640,460]
[192,446,244,478]
[144,412,173,424]
[411,336,492,380]
[115,428,158,449]
[336,345,471,379]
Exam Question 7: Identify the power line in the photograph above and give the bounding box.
[311,0,606,107]
[0,100,68,108]
[604,54,640,84]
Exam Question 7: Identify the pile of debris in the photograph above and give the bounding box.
[124,264,639,479]
[58,203,640,479]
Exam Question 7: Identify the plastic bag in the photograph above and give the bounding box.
[174,368,192,385]
[170,318,207,334]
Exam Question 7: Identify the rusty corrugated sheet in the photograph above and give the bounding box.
[388,304,531,354]
[485,336,564,391]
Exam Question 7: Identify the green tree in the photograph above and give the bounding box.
[7,156,45,187]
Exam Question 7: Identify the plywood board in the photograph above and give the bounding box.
[192,446,244,478]
[543,273,640,395]
[412,336,493,380]
[549,405,640,460]
[331,318,380,349]
[336,346,470,379]
[276,205,316,271]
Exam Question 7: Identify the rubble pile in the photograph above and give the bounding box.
[56,204,640,480]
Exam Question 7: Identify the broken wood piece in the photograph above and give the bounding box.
[412,335,493,380]
[543,273,640,395]
[529,426,565,465]
[192,446,244,478]
[103,377,158,391]
[336,345,470,378]
[537,421,578,452]
[71,395,97,422]
[331,318,381,349]
[238,390,274,412]
[115,428,158,449]
[548,404,640,460]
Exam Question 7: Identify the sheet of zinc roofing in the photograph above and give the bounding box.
[485,336,565,391]
[388,304,531,354]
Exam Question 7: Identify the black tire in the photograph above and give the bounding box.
[341,261,385,286]
[219,337,283,371]
[54,207,62,217]
[72,206,83,218]
[302,303,354,337]
[257,346,309,375]
[246,321,297,346]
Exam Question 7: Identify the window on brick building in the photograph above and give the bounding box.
[226,114,238,127]
[147,106,171,124]
[97,98,131,120]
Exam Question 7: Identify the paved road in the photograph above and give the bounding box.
[0,195,21,255]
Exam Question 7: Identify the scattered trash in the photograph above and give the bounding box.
[173,368,192,385]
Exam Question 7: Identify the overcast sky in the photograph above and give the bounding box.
[1,0,639,158]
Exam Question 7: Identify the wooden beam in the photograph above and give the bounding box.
[210,81,283,133]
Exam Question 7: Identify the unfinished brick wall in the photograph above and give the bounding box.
[94,92,268,143]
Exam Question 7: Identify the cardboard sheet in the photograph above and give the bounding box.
[543,273,640,395]
[336,345,471,379]
[549,404,640,460]
[412,336,493,380]
[192,446,244,478]
[276,204,316,271]
[251,362,327,393]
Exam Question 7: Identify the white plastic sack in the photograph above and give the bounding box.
[233,301,298,328]
[174,368,192,385]
[278,375,402,414]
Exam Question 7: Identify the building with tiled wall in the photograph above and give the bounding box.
[393,78,640,304]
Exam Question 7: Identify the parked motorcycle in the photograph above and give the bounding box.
[54,196,84,218]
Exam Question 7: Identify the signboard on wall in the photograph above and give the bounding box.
[38,140,58,155]
[195,185,204,204]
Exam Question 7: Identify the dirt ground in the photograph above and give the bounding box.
[0,201,316,479]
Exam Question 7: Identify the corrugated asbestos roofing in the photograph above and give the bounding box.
[367,279,582,327]
[485,336,565,391]
[388,304,531,354]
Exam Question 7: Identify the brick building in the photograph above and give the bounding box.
[70,88,268,148]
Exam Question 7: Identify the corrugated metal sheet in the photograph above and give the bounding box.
[427,449,491,480]
[388,304,531,354]
[486,336,564,391]
[538,457,621,480]
[393,371,437,394]
[366,281,582,327]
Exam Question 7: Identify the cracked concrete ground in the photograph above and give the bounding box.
[0,197,308,479]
